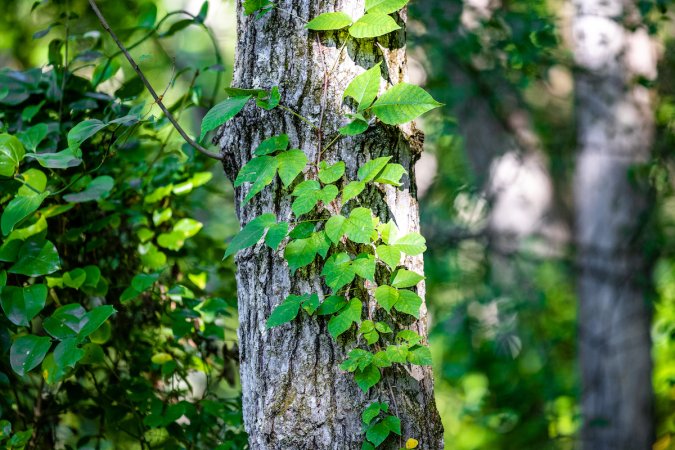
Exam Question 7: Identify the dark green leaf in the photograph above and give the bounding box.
[354,363,380,392]
[9,239,60,277]
[63,176,114,203]
[266,294,303,328]
[67,119,107,150]
[327,298,362,338]
[1,192,48,235]
[10,335,51,377]
[0,284,47,326]
[200,96,250,141]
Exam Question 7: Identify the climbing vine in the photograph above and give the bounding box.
[217,1,442,448]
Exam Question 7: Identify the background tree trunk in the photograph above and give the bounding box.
[572,1,658,448]
[217,1,444,449]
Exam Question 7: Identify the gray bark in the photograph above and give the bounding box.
[216,1,444,449]
[572,1,657,448]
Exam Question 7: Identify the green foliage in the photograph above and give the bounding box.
[372,83,443,125]
[0,3,247,447]
[344,63,382,112]
[306,12,353,31]
[349,14,401,39]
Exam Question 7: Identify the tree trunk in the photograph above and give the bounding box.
[572,1,657,448]
[216,2,444,449]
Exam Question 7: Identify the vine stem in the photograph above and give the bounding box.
[87,0,223,161]
[279,104,319,130]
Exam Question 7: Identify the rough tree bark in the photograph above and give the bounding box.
[572,0,658,448]
[216,1,444,449]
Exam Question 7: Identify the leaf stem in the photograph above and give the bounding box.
[278,104,319,130]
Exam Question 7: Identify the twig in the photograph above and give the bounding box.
[87,0,223,161]
[315,35,329,165]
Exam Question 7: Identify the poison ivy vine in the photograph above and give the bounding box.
[217,1,442,449]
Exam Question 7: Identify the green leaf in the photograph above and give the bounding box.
[325,215,346,243]
[354,363,380,392]
[1,192,48,235]
[224,213,276,258]
[343,207,374,244]
[372,82,442,125]
[79,305,116,338]
[374,285,399,312]
[200,96,250,141]
[322,252,355,291]
[18,123,49,152]
[157,219,203,251]
[235,156,279,204]
[365,0,410,14]
[276,149,308,187]
[92,59,120,85]
[265,222,289,250]
[53,337,84,370]
[362,442,376,450]
[27,148,82,169]
[317,295,347,315]
[291,181,336,215]
[327,298,362,338]
[349,13,401,39]
[256,86,280,110]
[386,344,409,363]
[362,402,388,425]
[255,134,289,156]
[302,293,321,315]
[343,180,365,203]
[290,222,315,239]
[318,161,346,184]
[393,290,422,318]
[391,269,424,288]
[366,421,390,447]
[340,348,373,372]
[266,295,303,328]
[397,329,422,345]
[0,134,25,177]
[224,87,267,98]
[243,0,273,15]
[10,335,51,377]
[393,232,426,255]
[358,156,391,182]
[375,163,406,186]
[382,415,402,435]
[352,253,375,281]
[284,232,330,272]
[376,244,400,269]
[43,304,87,339]
[9,239,60,277]
[17,168,47,196]
[343,63,381,111]
[63,176,114,203]
[67,120,107,150]
[339,118,370,136]
[407,345,432,366]
[0,284,47,327]
[306,11,353,30]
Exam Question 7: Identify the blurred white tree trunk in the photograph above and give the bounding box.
[217,1,444,449]
[572,1,657,448]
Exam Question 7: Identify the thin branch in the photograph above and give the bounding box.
[87,0,223,161]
